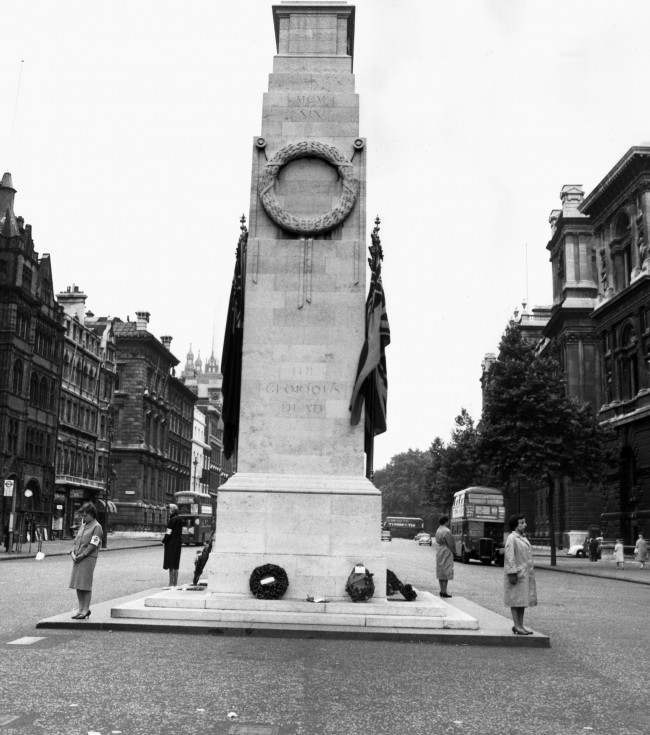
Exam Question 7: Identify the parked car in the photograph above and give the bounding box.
[417,532,432,546]
[563,530,589,557]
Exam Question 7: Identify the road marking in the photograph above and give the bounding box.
[0,715,20,726]
[7,636,46,645]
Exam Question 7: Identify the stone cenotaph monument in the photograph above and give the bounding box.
[207,1,386,601]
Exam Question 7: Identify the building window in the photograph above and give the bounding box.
[30,373,39,403]
[39,377,49,408]
[16,309,30,341]
[22,265,32,291]
[617,324,638,400]
[7,419,19,455]
[12,359,23,395]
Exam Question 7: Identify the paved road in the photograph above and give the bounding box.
[0,540,647,735]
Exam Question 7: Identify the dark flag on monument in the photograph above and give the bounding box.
[221,216,248,460]
[349,217,390,472]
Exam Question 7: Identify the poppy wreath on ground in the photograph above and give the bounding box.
[345,564,375,602]
[249,564,289,600]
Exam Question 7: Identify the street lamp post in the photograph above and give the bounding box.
[193,456,198,493]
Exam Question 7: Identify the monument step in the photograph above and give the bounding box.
[143,589,451,617]
[113,589,478,631]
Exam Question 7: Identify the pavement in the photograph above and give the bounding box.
[0,533,161,561]
[531,548,650,584]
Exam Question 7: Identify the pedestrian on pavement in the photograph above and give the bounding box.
[614,538,625,568]
[504,513,537,635]
[162,504,183,587]
[589,535,600,562]
[69,502,102,619]
[434,515,455,598]
[634,533,647,569]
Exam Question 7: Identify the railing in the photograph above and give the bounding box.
[55,474,106,490]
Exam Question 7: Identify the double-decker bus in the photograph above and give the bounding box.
[450,486,505,565]
[173,490,214,546]
[384,516,424,539]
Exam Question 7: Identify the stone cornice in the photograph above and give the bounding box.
[546,216,593,253]
[581,147,650,225]
[591,273,650,325]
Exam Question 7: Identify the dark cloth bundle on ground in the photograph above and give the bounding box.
[192,533,214,585]
[386,569,417,601]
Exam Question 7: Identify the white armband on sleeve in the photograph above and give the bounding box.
[90,535,101,546]
[165,529,172,535]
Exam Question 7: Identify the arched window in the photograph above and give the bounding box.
[39,377,49,408]
[30,373,39,403]
[12,359,23,395]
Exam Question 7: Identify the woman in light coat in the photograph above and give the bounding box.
[434,515,455,598]
[69,502,103,619]
[634,533,648,569]
[504,513,537,635]
[614,539,625,568]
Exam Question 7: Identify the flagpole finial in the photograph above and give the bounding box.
[240,214,247,231]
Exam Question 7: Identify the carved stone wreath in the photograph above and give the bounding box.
[258,140,359,235]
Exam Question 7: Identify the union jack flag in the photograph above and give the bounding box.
[349,217,390,459]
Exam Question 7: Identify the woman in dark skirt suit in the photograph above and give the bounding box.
[69,502,103,619]
[162,504,183,587]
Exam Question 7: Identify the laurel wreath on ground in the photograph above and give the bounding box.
[345,564,375,602]
[258,140,359,234]
[249,563,289,600]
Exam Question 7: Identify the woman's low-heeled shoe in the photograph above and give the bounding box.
[76,610,91,620]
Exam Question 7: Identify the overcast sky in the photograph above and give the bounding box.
[2,0,650,469]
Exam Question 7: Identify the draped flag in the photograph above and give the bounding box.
[349,217,390,469]
[221,216,248,460]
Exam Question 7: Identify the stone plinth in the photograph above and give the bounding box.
[207,474,383,601]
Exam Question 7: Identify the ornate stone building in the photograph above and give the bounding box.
[583,147,650,542]
[0,173,64,547]
[54,285,117,537]
[102,313,195,531]
[181,345,234,503]
[484,146,650,544]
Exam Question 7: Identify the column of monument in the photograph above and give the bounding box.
[207,2,386,601]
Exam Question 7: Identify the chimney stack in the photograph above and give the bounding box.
[161,335,173,348]
[0,173,16,222]
[57,284,88,323]
[135,311,151,330]
[560,185,584,217]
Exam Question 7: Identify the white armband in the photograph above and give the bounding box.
[90,535,101,546]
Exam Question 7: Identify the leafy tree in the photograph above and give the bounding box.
[376,409,484,529]
[374,449,434,527]
[480,321,613,565]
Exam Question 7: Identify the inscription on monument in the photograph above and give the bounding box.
[264,381,342,397]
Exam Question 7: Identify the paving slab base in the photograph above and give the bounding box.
[36,588,550,647]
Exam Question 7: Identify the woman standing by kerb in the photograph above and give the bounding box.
[162,503,183,587]
[434,515,455,598]
[504,513,537,635]
[69,502,103,619]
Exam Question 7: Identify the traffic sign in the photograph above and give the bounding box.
[3,479,14,497]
